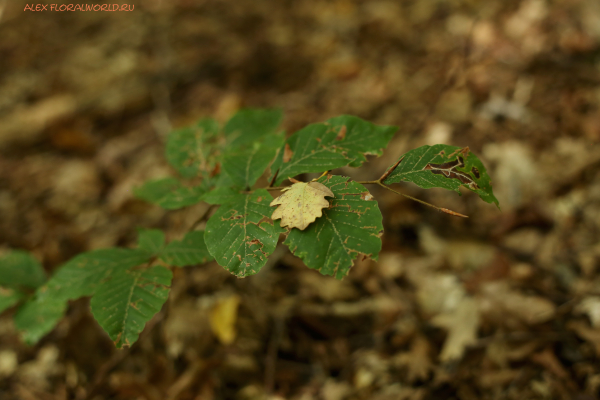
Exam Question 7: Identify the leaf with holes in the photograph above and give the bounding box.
[222,132,285,188]
[166,118,221,179]
[134,178,206,210]
[90,265,172,348]
[284,175,383,279]
[160,231,213,267]
[270,180,334,230]
[270,116,396,185]
[0,250,46,290]
[224,108,283,147]
[205,190,284,277]
[382,145,499,207]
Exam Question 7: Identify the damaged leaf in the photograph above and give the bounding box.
[14,247,152,345]
[382,145,499,207]
[283,175,383,279]
[270,180,335,230]
[205,190,284,277]
[91,265,172,348]
[270,116,396,185]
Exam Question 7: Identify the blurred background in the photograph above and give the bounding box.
[1,0,600,399]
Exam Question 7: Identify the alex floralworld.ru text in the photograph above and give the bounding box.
[24,4,134,11]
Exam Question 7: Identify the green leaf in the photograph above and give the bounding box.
[0,287,24,314]
[14,296,68,344]
[40,248,150,303]
[222,133,285,188]
[224,108,283,147]
[0,250,46,289]
[283,175,383,280]
[90,265,172,348]
[271,116,396,185]
[137,229,165,256]
[202,186,242,205]
[205,189,284,277]
[382,145,499,207]
[160,231,214,267]
[134,178,206,210]
[166,119,220,178]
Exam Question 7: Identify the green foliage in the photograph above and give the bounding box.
[160,231,213,267]
[270,115,396,185]
[222,133,285,188]
[0,251,46,314]
[166,118,221,179]
[137,229,166,256]
[90,265,171,348]
[283,176,383,279]
[223,108,283,147]
[382,144,499,207]
[203,187,242,205]
[0,250,46,290]
[10,228,212,347]
[205,190,284,277]
[14,297,67,344]
[0,288,24,314]
[134,178,206,210]
[5,109,499,350]
[41,249,151,302]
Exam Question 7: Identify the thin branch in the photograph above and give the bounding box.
[373,181,468,218]
[260,174,468,218]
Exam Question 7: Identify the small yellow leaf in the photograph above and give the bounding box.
[209,295,240,345]
[270,181,334,230]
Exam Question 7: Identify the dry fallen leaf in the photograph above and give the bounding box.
[431,297,480,362]
[209,295,241,345]
[270,180,334,230]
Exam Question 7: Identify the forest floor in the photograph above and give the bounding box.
[1,0,600,399]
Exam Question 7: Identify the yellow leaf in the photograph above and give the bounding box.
[270,181,334,230]
[209,295,240,345]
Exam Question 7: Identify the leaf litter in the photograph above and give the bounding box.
[3,0,600,398]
